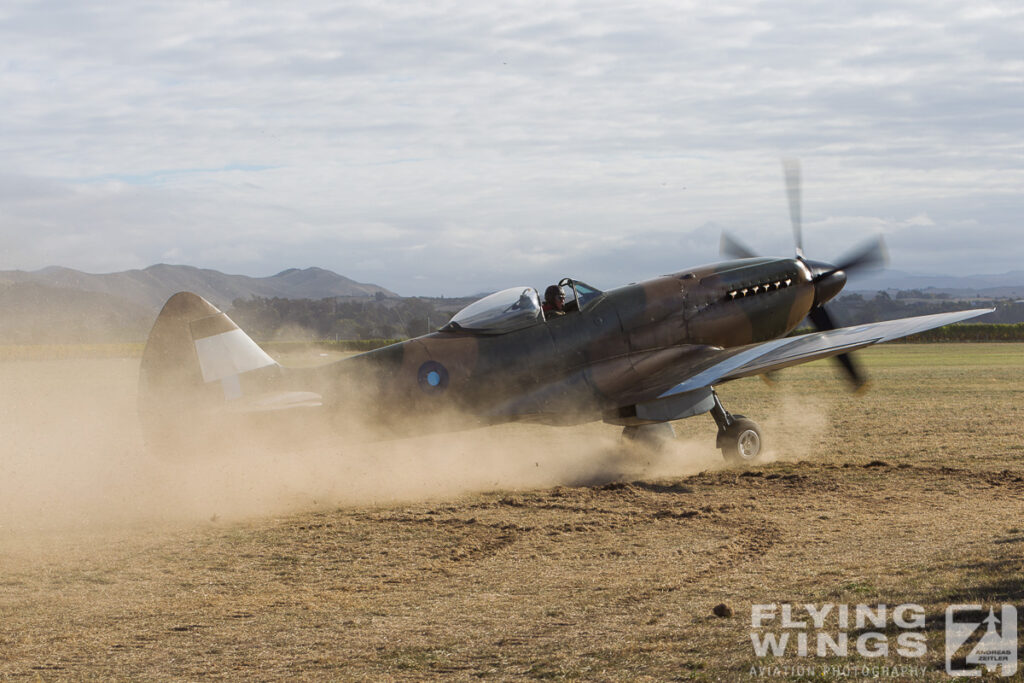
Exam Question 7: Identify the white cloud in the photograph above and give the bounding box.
[1,0,1023,294]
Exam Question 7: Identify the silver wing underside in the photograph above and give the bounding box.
[659,308,993,398]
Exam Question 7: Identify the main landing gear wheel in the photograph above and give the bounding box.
[709,388,765,465]
[621,422,676,452]
[718,417,763,465]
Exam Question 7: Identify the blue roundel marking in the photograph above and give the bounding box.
[417,361,449,394]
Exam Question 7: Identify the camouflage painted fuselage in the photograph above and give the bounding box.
[317,257,815,429]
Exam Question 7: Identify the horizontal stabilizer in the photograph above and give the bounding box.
[224,391,324,413]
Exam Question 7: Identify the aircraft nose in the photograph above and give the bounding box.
[804,259,847,307]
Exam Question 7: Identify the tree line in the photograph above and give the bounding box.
[901,323,1024,342]
[829,291,1024,325]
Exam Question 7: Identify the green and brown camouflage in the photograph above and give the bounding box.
[324,257,814,421]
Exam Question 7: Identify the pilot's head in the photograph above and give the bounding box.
[544,284,565,311]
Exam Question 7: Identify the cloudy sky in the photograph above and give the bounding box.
[2,1,1022,295]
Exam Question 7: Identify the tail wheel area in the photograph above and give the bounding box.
[621,422,676,452]
[718,417,763,465]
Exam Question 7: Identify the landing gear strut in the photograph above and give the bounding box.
[710,388,763,465]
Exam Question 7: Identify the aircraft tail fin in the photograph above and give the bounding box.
[139,292,319,452]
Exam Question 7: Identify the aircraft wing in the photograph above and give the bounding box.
[658,308,993,398]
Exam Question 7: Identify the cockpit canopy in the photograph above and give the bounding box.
[559,278,602,311]
[444,287,543,334]
[442,279,604,335]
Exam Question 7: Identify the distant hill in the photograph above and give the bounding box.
[0,265,398,343]
[0,264,398,310]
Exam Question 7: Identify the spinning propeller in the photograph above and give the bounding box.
[720,159,888,390]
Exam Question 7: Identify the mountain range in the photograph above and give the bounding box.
[0,264,397,344]
[0,264,397,310]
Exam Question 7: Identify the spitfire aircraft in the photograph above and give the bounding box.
[139,162,991,463]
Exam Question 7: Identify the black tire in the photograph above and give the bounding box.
[718,418,763,465]
[622,423,676,452]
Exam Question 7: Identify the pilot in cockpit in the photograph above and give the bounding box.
[542,285,565,318]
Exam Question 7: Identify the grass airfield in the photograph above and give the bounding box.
[1,344,1023,680]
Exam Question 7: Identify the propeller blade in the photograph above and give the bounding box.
[782,158,803,259]
[833,351,867,392]
[830,235,889,276]
[720,232,759,259]
[808,306,868,390]
[808,305,836,332]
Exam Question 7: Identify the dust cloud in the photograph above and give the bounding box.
[0,356,730,548]
[755,393,831,463]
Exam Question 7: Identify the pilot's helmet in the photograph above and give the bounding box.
[544,285,564,304]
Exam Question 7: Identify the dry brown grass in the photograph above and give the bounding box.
[1,344,1022,680]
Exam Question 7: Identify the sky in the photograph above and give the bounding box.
[1,1,1022,296]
